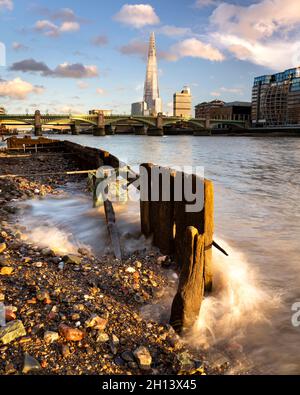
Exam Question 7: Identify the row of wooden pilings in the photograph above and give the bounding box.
[139,163,214,334]
[7,138,214,335]
[60,142,215,334]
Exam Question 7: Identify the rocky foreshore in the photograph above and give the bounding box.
[0,149,245,376]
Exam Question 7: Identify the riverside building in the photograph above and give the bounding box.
[195,100,251,122]
[252,67,300,126]
[173,87,192,118]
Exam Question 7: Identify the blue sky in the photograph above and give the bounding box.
[0,0,299,114]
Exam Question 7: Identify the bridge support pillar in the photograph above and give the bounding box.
[147,128,163,136]
[205,117,210,129]
[71,121,80,135]
[135,125,147,135]
[148,113,164,136]
[93,111,106,136]
[93,126,106,136]
[105,124,115,135]
[34,110,42,136]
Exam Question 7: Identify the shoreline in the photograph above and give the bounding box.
[0,149,221,375]
[0,143,257,375]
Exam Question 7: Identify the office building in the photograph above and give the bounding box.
[173,87,192,117]
[195,100,251,121]
[252,67,300,126]
[131,101,148,116]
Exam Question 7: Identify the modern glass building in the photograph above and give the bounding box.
[252,67,300,126]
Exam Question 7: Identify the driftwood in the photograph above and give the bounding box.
[170,227,205,334]
[103,198,122,261]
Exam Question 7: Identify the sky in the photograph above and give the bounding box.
[0,0,300,115]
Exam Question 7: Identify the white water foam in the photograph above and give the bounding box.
[189,237,280,349]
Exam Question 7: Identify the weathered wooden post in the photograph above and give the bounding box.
[140,163,153,237]
[204,179,214,292]
[174,173,204,266]
[170,227,205,334]
[150,165,175,255]
[34,110,42,136]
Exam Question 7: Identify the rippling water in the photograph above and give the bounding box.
[35,135,299,374]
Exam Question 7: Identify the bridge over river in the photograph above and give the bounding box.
[0,110,247,136]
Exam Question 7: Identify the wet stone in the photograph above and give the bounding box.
[22,353,42,374]
[114,357,125,367]
[0,243,7,254]
[58,324,84,342]
[121,351,135,362]
[44,331,60,344]
[61,344,71,358]
[85,315,107,331]
[177,351,195,371]
[96,332,109,343]
[0,267,14,276]
[63,254,82,265]
[0,320,26,344]
[133,346,152,370]
[41,248,52,257]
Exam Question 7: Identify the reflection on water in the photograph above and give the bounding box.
[34,135,300,374]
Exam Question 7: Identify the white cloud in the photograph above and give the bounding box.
[113,4,160,28]
[213,32,300,70]
[210,0,300,41]
[54,63,98,78]
[10,59,99,79]
[59,21,80,32]
[35,19,80,36]
[0,78,44,100]
[12,42,28,51]
[210,91,221,97]
[0,0,13,11]
[209,0,300,70]
[169,38,225,62]
[35,20,60,37]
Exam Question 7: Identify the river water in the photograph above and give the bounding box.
[28,134,300,374]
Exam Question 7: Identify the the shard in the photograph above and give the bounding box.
[143,32,162,115]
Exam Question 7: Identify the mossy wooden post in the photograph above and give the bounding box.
[170,227,205,334]
[204,179,214,292]
[140,163,153,237]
